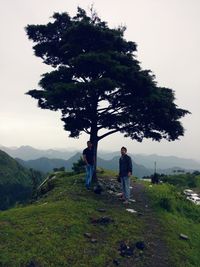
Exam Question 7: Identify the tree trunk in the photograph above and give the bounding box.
[90,101,99,183]
[90,125,98,183]
[92,140,98,183]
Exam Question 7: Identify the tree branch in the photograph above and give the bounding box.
[83,128,90,134]
[98,129,120,140]
[98,106,122,116]
[97,107,109,112]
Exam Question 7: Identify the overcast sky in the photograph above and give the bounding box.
[0,0,200,159]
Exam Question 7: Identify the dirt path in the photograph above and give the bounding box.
[130,181,171,267]
[97,177,172,267]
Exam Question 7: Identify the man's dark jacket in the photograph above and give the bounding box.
[119,154,132,177]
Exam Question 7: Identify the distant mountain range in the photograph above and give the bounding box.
[16,153,82,173]
[1,145,200,178]
[0,145,75,160]
[16,153,152,178]
[133,154,200,170]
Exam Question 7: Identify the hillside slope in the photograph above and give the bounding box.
[0,150,32,185]
[1,171,200,266]
[0,171,171,267]
[0,150,42,210]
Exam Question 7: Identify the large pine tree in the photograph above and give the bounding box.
[26,7,190,178]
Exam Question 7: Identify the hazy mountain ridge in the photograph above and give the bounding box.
[16,153,151,178]
[16,154,81,173]
[16,155,198,179]
[133,154,200,170]
[97,156,152,178]
[0,145,75,160]
[1,146,200,177]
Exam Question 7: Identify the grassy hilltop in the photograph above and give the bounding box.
[0,171,144,267]
[0,171,200,266]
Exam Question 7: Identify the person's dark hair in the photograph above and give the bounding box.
[87,141,92,144]
[121,146,127,152]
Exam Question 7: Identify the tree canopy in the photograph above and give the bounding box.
[26,7,190,161]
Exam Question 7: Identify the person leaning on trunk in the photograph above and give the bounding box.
[119,146,132,204]
[82,141,95,190]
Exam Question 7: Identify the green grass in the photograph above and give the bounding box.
[146,182,200,267]
[3,171,199,266]
[0,172,143,267]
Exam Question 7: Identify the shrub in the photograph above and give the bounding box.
[72,157,85,174]
[159,197,174,212]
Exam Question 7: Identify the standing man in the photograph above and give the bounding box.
[119,146,132,204]
[83,141,95,190]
